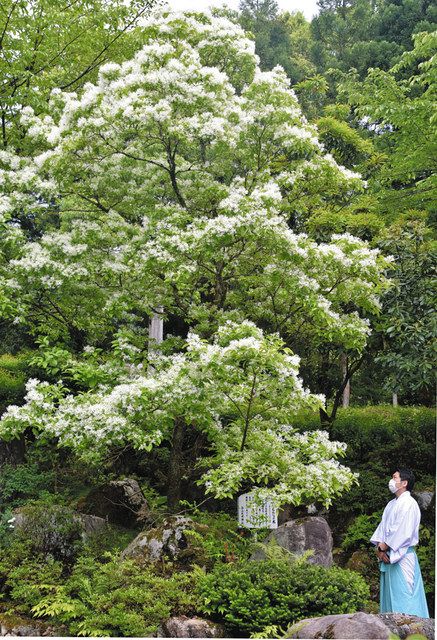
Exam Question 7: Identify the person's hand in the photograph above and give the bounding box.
[376,547,390,564]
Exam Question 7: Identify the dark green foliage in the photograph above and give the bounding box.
[416,524,435,607]
[0,353,29,413]
[312,0,436,77]
[0,462,56,508]
[375,221,436,403]
[341,512,383,552]
[294,405,435,531]
[198,558,370,633]
[0,439,108,509]
[330,406,435,478]
[296,405,435,479]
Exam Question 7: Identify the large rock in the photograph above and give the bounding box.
[286,612,435,640]
[377,613,435,640]
[78,513,108,536]
[12,510,107,539]
[121,516,207,565]
[78,478,151,527]
[158,616,225,638]
[286,612,391,639]
[0,614,63,637]
[252,516,333,567]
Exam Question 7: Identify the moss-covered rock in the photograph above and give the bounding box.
[121,516,209,566]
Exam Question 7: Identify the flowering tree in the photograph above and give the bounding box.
[0,321,357,509]
[0,10,390,509]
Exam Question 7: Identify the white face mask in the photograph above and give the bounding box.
[388,478,399,493]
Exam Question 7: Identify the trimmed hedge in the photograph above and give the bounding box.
[295,405,435,481]
[198,559,370,634]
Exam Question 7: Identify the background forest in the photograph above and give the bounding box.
[0,0,435,637]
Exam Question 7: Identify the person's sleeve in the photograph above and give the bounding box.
[370,521,383,546]
[383,502,416,552]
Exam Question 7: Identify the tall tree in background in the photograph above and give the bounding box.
[375,220,436,405]
[338,30,437,219]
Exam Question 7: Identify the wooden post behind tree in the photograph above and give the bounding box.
[148,307,164,348]
[148,307,184,512]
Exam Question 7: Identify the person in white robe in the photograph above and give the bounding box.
[370,467,429,617]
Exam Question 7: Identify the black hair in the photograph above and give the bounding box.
[395,467,415,491]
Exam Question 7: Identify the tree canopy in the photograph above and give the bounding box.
[0,9,392,508]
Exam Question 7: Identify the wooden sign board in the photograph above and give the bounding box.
[237,492,278,529]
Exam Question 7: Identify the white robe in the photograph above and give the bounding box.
[370,490,421,590]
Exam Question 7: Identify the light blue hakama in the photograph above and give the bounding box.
[380,547,429,618]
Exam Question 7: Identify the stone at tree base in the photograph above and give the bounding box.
[286,612,391,639]
[251,516,333,567]
[78,478,151,527]
[157,616,225,638]
[121,516,207,565]
[377,613,435,640]
[1,625,41,636]
[279,504,327,525]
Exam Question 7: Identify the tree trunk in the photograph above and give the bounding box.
[392,392,398,407]
[0,436,25,469]
[341,353,350,408]
[167,418,185,512]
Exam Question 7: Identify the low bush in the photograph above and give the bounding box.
[416,525,435,614]
[198,558,370,635]
[0,353,29,412]
[341,512,383,552]
[30,554,199,637]
[13,500,83,565]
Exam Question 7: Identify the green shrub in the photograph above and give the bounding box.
[341,512,383,552]
[14,500,83,565]
[330,406,435,477]
[31,554,199,637]
[4,557,64,614]
[0,353,30,412]
[0,462,56,508]
[198,558,370,634]
[416,525,435,613]
[184,507,255,566]
[0,507,16,549]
